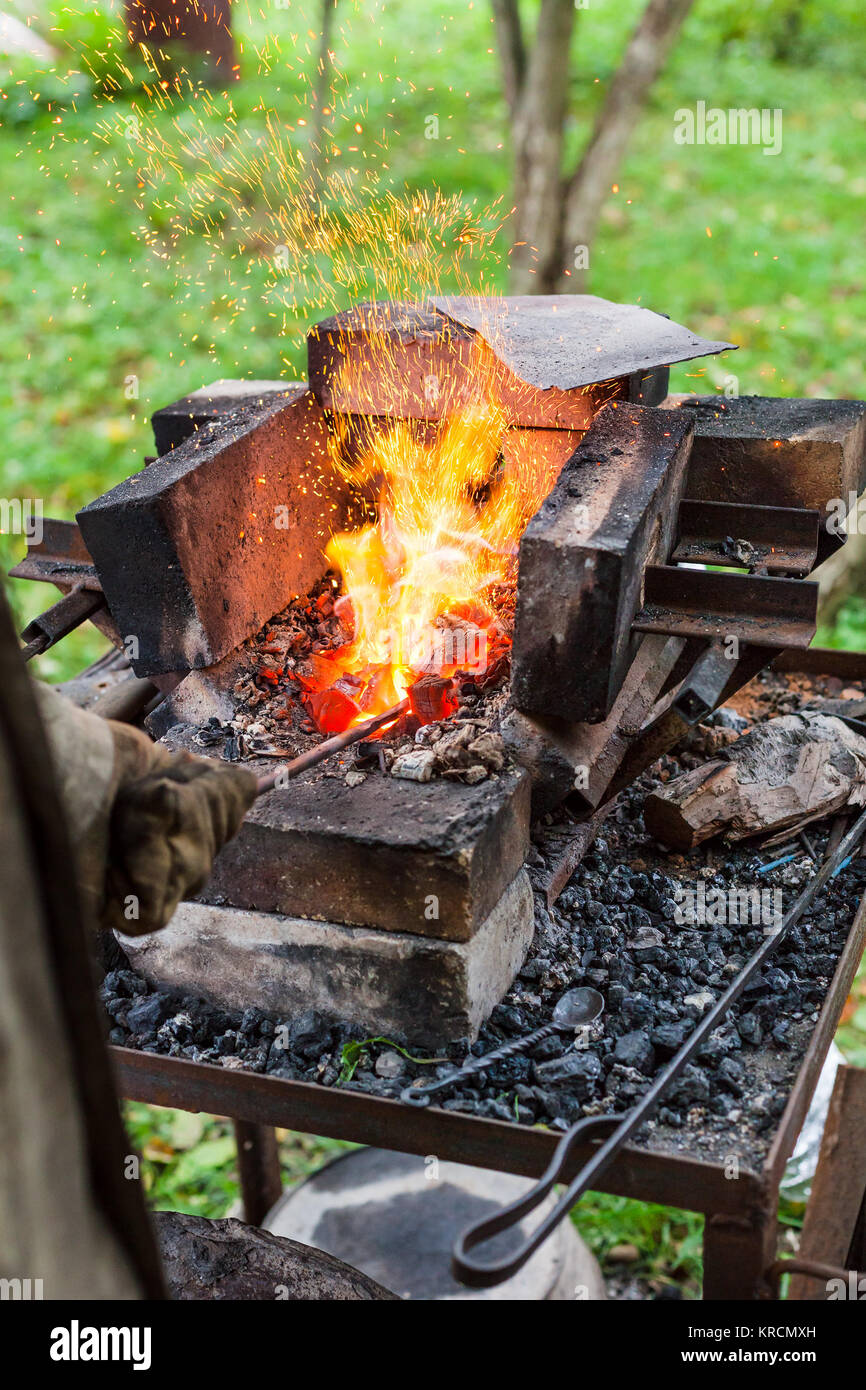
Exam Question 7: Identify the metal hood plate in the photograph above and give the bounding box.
[429,294,735,390]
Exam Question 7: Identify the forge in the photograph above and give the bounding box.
[19,294,866,1046]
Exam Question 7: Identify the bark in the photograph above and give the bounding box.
[558,0,695,291]
[124,0,237,82]
[644,714,866,850]
[492,0,695,293]
[310,0,339,208]
[491,0,526,118]
[156,1213,398,1300]
[508,0,576,293]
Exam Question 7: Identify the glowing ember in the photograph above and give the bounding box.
[301,368,573,733]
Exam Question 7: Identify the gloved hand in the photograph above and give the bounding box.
[104,754,256,936]
[33,681,257,935]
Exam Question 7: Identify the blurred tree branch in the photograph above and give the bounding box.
[494,0,695,292]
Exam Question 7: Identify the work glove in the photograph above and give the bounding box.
[104,754,256,936]
[33,681,257,935]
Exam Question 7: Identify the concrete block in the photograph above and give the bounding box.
[118,869,535,1046]
[203,760,531,943]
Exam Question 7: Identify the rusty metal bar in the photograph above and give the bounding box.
[9,518,101,590]
[255,700,409,794]
[112,1046,765,1216]
[773,646,866,681]
[20,585,107,661]
[634,565,818,648]
[673,499,822,576]
[234,1121,284,1226]
[785,1065,866,1300]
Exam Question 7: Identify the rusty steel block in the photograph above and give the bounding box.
[308,301,602,429]
[510,402,694,724]
[78,387,350,676]
[664,394,866,512]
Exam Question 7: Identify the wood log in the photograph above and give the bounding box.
[644,714,866,850]
[155,1213,397,1300]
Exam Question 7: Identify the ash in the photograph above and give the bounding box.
[102,664,866,1172]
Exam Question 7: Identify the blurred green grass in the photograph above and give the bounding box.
[4,0,865,1296]
[3,0,866,677]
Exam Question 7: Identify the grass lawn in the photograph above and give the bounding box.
[3,0,866,1296]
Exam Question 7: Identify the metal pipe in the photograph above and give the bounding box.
[20,585,106,661]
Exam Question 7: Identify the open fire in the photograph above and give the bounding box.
[300,385,584,735]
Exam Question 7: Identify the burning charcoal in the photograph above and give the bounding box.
[390,748,436,782]
[307,683,361,734]
[408,674,455,725]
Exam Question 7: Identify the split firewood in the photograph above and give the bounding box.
[644,714,866,851]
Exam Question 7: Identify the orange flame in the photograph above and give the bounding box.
[309,389,568,728]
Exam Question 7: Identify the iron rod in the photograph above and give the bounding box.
[255,699,409,795]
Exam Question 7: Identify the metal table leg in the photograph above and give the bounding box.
[234,1121,283,1226]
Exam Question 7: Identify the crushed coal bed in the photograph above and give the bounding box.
[102,664,866,1174]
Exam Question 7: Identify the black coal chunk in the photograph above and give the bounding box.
[613,1029,656,1074]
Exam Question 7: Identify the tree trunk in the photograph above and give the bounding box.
[557,0,695,290]
[506,0,576,293]
[493,0,695,294]
[310,0,339,208]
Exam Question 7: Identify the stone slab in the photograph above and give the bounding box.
[205,757,532,943]
[118,869,535,1046]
